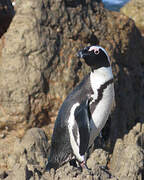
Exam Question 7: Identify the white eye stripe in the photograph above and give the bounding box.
[88,46,99,53]
[88,46,110,63]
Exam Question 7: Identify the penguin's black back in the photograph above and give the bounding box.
[47,74,93,169]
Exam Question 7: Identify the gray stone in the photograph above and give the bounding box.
[110,123,144,179]
[5,128,48,179]
[5,164,33,180]
[5,124,144,180]
[87,149,109,168]
[41,148,112,180]
[7,154,18,170]
[42,159,112,180]
[8,128,49,171]
[0,0,144,152]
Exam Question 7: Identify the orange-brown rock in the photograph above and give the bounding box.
[0,0,144,149]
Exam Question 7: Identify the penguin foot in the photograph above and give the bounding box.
[43,164,56,176]
[44,163,51,172]
[69,159,82,173]
[69,159,78,167]
[80,161,94,175]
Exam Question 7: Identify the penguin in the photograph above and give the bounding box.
[46,45,115,171]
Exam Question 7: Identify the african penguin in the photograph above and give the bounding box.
[46,45,115,171]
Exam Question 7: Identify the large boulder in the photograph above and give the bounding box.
[4,128,114,180]
[3,125,144,180]
[7,128,49,170]
[121,0,144,32]
[110,123,144,179]
[4,128,49,180]
[0,0,144,151]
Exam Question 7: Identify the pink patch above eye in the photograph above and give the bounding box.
[88,46,100,54]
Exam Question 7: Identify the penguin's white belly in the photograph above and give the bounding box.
[89,84,114,146]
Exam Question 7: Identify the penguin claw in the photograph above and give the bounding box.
[80,161,94,175]
[43,165,56,177]
[69,159,78,167]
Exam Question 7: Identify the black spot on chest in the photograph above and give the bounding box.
[89,78,114,113]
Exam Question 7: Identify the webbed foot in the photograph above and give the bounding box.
[79,161,94,175]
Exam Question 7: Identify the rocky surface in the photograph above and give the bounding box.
[4,128,49,180]
[1,125,144,180]
[0,0,144,145]
[1,128,114,180]
[7,128,49,170]
[0,0,144,179]
[110,123,144,180]
[0,0,14,57]
[121,0,144,33]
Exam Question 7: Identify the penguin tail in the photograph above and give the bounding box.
[45,161,59,172]
[45,162,51,172]
[43,162,57,178]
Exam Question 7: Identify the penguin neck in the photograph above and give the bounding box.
[90,66,113,93]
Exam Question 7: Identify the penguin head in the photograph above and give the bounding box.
[77,46,110,70]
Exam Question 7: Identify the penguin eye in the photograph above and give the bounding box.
[94,49,100,55]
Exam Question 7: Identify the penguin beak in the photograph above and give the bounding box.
[77,50,83,58]
[77,49,89,59]
[77,46,90,58]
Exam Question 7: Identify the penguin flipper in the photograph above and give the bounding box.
[74,99,90,156]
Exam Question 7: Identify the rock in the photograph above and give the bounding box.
[0,0,144,152]
[110,123,144,179]
[1,0,144,178]
[121,0,144,33]
[5,127,114,180]
[0,153,6,171]
[111,144,144,179]
[42,149,113,180]
[7,128,49,171]
[87,149,109,168]
[0,0,14,38]
[4,125,144,180]
[5,164,33,180]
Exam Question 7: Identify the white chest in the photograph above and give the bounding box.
[89,67,114,145]
[91,83,114,128]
